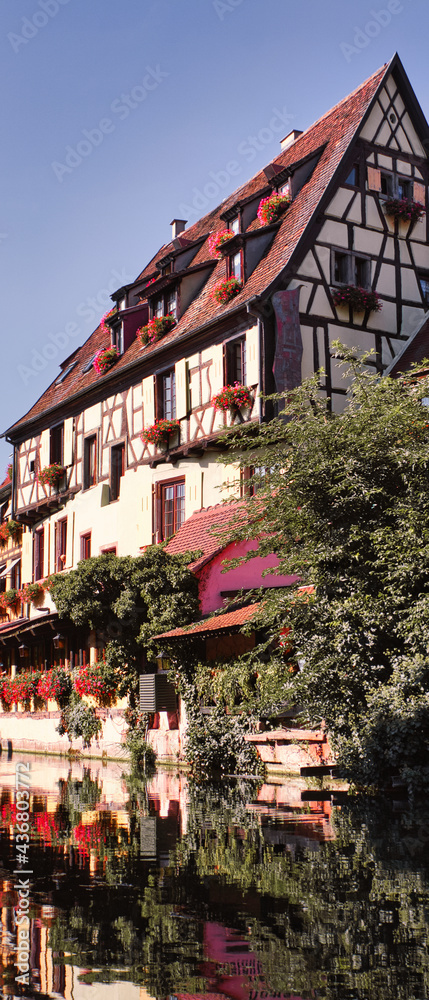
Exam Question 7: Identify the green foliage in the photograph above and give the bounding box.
[124,722,156,772]
[49,549,199,704]
[57,692,102,748]
[184,707,264,780]
[216,345,429,789]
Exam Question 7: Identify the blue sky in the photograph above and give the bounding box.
[1,0,428,469]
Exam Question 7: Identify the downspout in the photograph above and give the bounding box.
[5,436,15,518]
[246,298,267,425]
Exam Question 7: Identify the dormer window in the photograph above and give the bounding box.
[166,289,177,319]
[279,180,291,197]
[154,297,164,319]
[230,216,240,235]
[229,251,242,282]
[111,323,124,355]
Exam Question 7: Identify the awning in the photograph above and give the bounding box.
[0,557,20,578]
[154,601,262,641]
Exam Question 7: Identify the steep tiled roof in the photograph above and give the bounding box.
[165,501,245,571]
[154,600,261,639]
[386,314,429,375]
[5,61,390,437]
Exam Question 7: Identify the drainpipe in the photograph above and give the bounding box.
[246,299,267,425]
[5,437,15,518]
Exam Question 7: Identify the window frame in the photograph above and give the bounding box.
[331,248,371,290]
[80,532,91,561]
[55,517,67,573]
[379,169,413,201]
[155,477,186,542]
[225,336,247,385]
[228,250,243,282]
[83,434,97,490]
[418,272,429,306]
[150,286,179,321]
[33,528,45,583]
[110,442,126,502]
[156,368,177,421]
[50,423,64,465]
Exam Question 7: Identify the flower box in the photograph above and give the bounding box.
[257,193,291,226]
[0,589,21,612]
[0,520,22,546]
[331,285,382,313]
[141,419,180,447]
[384,197,425,224]
[38,463,65,487]
[208,229,236,258]
[93,346,119,375]
[212,383,253,411]
[137,315,176,347]
[20,582,45,605]
[212,278,242,305]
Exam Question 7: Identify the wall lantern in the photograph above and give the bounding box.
[53,633,65,650]
[18,642,29,659]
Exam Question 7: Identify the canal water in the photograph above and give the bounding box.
[0,753,428,1000]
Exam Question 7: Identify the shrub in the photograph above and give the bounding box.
[125,723,156,771]
[184,710,264,781]
[57,694,102,749]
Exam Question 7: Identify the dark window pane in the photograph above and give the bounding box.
[50,424,64,465]
[334,253,348,284]
[111,444,125,501]
[83,436,97,489]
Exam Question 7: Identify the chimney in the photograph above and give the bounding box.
[280,130,303,151]
[170,219,187,239]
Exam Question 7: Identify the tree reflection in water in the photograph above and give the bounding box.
[0,764,428,999]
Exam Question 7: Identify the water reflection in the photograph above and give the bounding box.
[0,754,427,999]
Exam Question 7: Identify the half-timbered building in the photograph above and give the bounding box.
[2,52,429,688]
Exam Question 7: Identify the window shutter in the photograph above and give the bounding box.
[367,166,381,191]
[175,359,189,419]
[246,326,259,386]
[39,430,50,470]
[210,344,224,396]
[142,376,155,427]
[63,417,74,466]
[413,181,426,204]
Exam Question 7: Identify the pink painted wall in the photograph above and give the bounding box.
[197,540,297,614]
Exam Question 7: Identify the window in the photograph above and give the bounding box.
[101,546,116,555]
[166,289,177,319]
[419,274,429,305]
[229,251,242,282]
[50,423,64,465]
[0,564,6,595]
[33,528,44,582]
[157,479,185,540]
[345,164,359,187]
[380,172,394,197]
[157,369,176,420]
[332,249,371,289]
[225,337,247,385]
[230,215,240,234]
[397,176,412,200]
[80,532,91,560]
[280,180,291,197]
[111,322,124,356]
[11,559,21,591]
[83,435,97,490]
[55,518,67,572]
[110,443,125,502]
[154,297,164,319]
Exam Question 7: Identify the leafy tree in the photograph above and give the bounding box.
[213,345,429,788]
[49,548,199,705]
